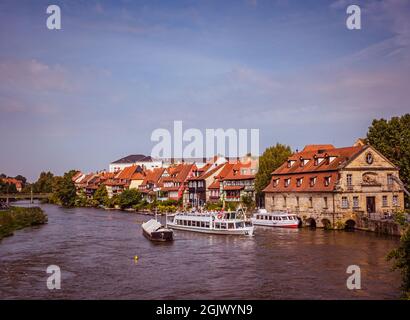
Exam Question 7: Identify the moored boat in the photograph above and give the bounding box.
[141,219,174,242]
[251,209,299,228]
[167,209,254,236]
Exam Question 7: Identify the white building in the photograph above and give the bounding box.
[109,154,163,172]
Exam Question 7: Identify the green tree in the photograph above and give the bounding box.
[0,180,17,194]
[52,171,77,207]
[32,171,55,193]
[241,194,256,211]
[387,215,410,299]
[367,114,410,207]
[93,184,109,206]
[14,175,27,185]
[254,143,292,204]
[118,189,142,209]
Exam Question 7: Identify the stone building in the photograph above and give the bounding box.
[263,142,405,228]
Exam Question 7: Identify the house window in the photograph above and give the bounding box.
[387,174,393,186]
[283,196,287,207]
[324,176,331,186]
[296,196,300,207]
[287,160,291,168]
[271,196,275,207]
[353,196,359,208]
[347,174,352,186]
[393,195,398,207]
[341,197,349,209]
[296,178,303,187]
[382,196,388,207]
[273,179,279,187]
[284,178,290,187]
[309,177,316,187]
[324,197,328,209]
[314,157,318,166]
[309,197,313,208]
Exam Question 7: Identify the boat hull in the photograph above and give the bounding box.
[251,220,298,228]
[167,223,254,236]
[142,228,174,242]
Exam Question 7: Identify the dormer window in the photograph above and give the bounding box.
[287,160,296,168]
[273,179,279,187]
[310,177,317,187]
[284,178,290,187]
[314,156,318,166]
[300,157,304,167]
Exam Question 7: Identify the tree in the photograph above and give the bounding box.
[0,180,17,194]
[33,171,55,193]
[241,194,256,211]
[254,143,292,205]
[14,175,27,185]
[367,114,410,207]
[93,184,109,206]
[118,189,142,209]
[387,215,410,299]
[52,171,77,207]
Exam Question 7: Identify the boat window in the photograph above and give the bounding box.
[228,223,234,229]
[215,222,220,229]
[269,216,272,220]
[221,223,227,229]
[282,216,288,220]
[205,222,210,228]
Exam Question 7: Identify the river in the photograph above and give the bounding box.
[0,202,401,299]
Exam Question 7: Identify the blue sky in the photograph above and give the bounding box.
[1,0,409,181]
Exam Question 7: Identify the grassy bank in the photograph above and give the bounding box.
[0,206,48,240]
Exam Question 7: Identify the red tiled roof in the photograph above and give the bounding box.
[264,144,367,193]
[140,168,164,187]
[272,145,364,175]
[115,165,139,180]
[188,164,225,181]
[131,172,145,180]
[208,180,220,189]
[1,178,23,189]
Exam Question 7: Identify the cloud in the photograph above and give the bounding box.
[0,59,74,92]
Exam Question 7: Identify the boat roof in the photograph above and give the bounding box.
[142,219,162,233]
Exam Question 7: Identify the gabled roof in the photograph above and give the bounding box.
[273,145,364,175]
[115,165,140,180]
[188,163,225,181]
[111,154,153,164]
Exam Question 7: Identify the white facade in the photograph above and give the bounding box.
[109,160,163,173]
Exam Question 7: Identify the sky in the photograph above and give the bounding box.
[0,0,409,181]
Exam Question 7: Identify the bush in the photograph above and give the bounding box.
[0,207,47,240]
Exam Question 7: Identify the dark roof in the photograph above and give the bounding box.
[111,154,153,164]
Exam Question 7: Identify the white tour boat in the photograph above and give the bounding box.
[251,209,299,228]
[167,209,254,236]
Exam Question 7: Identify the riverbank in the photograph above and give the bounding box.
[0,206,48,240]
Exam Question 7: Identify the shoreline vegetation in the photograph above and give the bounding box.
[0,206,47,241]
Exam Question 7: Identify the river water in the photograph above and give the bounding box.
[0,202,401,299]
